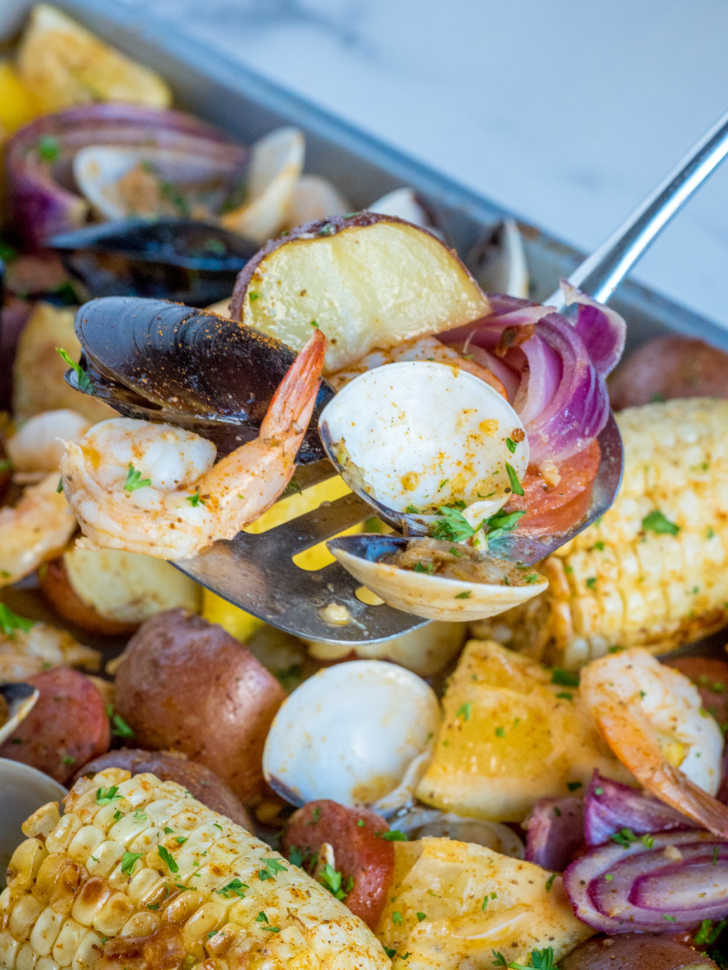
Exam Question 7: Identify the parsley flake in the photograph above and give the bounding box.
[121,851,143,875]
[56,347,93,393]
[642,509,680,535]
[124,463,152,493]
[157,845,179,873]
[505,462,524,496]
[456,702,471,721]
[0,603,34,638]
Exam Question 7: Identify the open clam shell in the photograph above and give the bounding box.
[319,360,529,533]
[391,806,525,857]
[50,219,257,305]
[327,534,547,622]
[220,126,305,243]
[0,759,65,885]
[470,218,529,298]
[262,660,440,813]
[69,296,333,461]
[0,683,39,745]
[73,145,242,222]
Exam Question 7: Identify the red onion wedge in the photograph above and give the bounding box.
[523,795,585,871]
[440,282,626,464]
[585,772,691,847]
[564,830,728,933]
[6,104,246,247]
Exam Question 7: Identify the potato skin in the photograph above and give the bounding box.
[114,609,285,804]
[561,934,718,969]
[609,335,728,410]
[75,748,252,828]
[39,558,137,635]
[0,667,109,783]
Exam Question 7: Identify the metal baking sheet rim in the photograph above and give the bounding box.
[2,0,727,351]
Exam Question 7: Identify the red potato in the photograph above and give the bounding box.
[75,749,252,828]
[114,609,285,804]
[39,558,137,635]
[282,799,395,929]
[0,667,109,783]
[609,335,728,410]
[561,934,718,969]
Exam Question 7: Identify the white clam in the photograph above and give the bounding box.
[221,126,305,243]
[319,360,529,529]
[287,174,350,227]
[328,535,547,622]
[370,187,438,234]
[305,620,467,677]
[392,806,525,858]
[0,759,65,885]
[262,660,440,813]
[0,682,39,745]
[73,145,238,221]
[471,218,529,298]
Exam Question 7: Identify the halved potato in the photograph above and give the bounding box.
[40,545,201,635]
[230,213,491,373]
[12,302,115,423]
[17,4,171,112]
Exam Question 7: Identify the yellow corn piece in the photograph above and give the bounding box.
[0,768,389,970]
[0,62,39,136]
[474,398,728,669]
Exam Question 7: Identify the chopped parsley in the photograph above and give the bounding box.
[505,462,524,496]
[456,702,471,721]
[431,505,477,542]
[96,785,120,804]
[258,857,287,881]
[610,827,637,848]
[495,725,505,737]
[319,863,352,900]
[56,346,93,393]
[157,845,179,873]
[545,873,556,892]
[640,834,655,848]
[567,781,582,791]
[551,668,579,687]
[113,809,124,822]
[218,878,249,898]
[416,911,427,922]
[255,911,280,932]
[106,704,135,739]
[186,491,205,507]
[485,508,526,542]
[642,509,680,535]
[391,911,403,924]
[288,846,307,867]
[695,918,726,945]
[505,437,517,454]
[124,463,151,493]
[62,755,75,765]
[0,603,34,638]
[121,851,143,875]
[585,576,597,589]
[37,134,59,162]
[248,291,260,302]
[413,561,436,574]
[524,573,541,584]
[455,590,472,599]
[377,829,408,842]
[56,476,64,492]
[317,222,336,236]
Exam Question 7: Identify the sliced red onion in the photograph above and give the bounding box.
[585,772,691,846]
[6,104,247,247]
[523,795,585,871]
[560,281,627,377]
[439,287,625,464]
[564,830,728,933]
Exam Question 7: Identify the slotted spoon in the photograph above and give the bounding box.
[175,109,728,644]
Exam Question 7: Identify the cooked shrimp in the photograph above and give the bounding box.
[330,334,507,396]
[60,330,325,560]
[580,648,728,837]
[0,619,99,681]
[0,473,77,587]
[6,409,90,480]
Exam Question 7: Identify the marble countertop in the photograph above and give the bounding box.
[119,0,728,326]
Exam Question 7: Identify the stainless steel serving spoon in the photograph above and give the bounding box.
[176,109,728,644]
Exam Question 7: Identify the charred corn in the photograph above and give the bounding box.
[0,768,389,970]
[474,398,728,668]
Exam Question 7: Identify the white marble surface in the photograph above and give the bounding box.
[119,0,728,325]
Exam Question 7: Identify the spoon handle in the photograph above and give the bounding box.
[545,110,728,309]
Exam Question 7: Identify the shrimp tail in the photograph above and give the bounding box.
[260,329,326,455]
[651,761,728,839]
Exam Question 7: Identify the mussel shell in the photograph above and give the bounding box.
[70,296,333,461]
[50,219,258,306]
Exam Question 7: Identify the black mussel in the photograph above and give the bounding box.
[68,296,333,462]
[49,219,258,306]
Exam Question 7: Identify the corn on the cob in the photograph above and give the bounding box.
[0,768,389,970]
[474,398,728,668]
